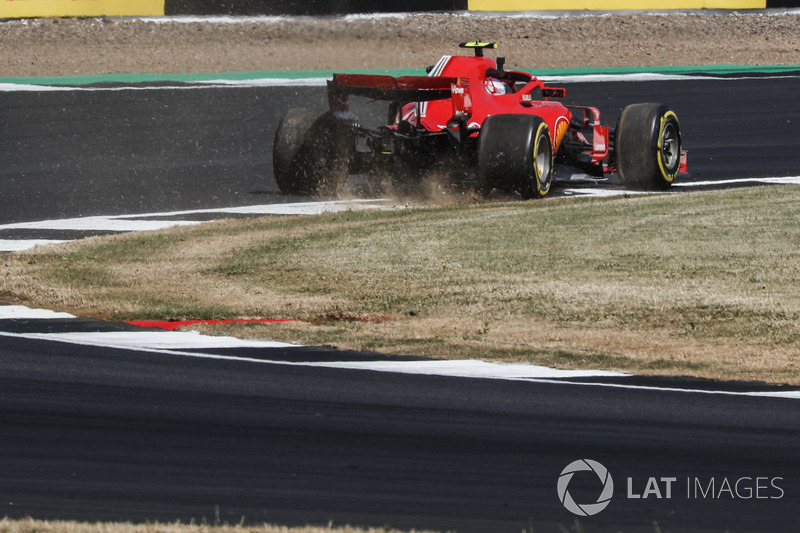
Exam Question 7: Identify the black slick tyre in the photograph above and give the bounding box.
[478,114,553,199]
[615,103,682,191]
[272,108,354,198]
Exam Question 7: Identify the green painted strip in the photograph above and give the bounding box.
[1,64,798,86]
[529,64,800,76]
[0,68,424,86]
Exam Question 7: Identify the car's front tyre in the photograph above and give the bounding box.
[615,103,682,191]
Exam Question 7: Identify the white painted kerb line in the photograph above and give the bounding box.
[0,199,395,252]
[23,330,299,350]
[2,327,800,399]
[0,239,69,252]
[0,305,77,320]
[2,305,800,400]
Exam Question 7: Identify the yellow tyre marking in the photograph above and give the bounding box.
[533,122,552,196]
[657,111,680,184]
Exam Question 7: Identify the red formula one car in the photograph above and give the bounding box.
[273,42,686,198]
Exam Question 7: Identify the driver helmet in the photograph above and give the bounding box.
[484,78,507,95]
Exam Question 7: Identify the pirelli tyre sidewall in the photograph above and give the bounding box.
[615,103,682,191]
[478,114,554,199]
[273,108,354,198]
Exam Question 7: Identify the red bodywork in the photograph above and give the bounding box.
[326,48,687,182]
[413,54,589,158]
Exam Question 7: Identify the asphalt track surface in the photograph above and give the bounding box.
[2,310,800,533]
[2,74,800,532]
[2,75,800,226]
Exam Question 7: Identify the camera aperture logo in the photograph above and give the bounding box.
[558,459,785,517]
[557,459,614,516]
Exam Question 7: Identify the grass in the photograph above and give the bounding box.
[0,517,691,533]
[0,518,438,533]
[4,185,800,384]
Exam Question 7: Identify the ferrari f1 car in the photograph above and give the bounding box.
[273,42,687,198]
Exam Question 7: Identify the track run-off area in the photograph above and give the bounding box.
[2,64,800,532]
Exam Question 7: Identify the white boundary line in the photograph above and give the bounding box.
[5,69,800,94]
[674,176,800,187]
[0,239,69,252]
[5,177,800,252]
[2,325,799,399]
[0,199,395,252]
[0,305,77,320]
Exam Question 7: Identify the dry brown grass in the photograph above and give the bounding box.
[0,518,436,533]
[3,186,800,385]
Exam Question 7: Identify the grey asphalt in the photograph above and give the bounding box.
[2,76,800,226]
[2,317,800,532]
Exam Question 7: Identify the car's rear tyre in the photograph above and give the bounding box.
[273,108,354,198]
[478,114,553,199]
[615,103,681,191]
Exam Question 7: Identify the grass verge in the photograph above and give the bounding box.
[3,186,800,385]
[0,518,437,533]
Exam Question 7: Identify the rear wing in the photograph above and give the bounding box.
[328,73,455,113]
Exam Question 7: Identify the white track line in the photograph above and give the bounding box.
[3,304,800,399]
[0,239,69,252]
[0,199,395,252]
[4,72,789,94]
[0,305,77,320]
[5,179,800,252]
[3,326,800,399]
